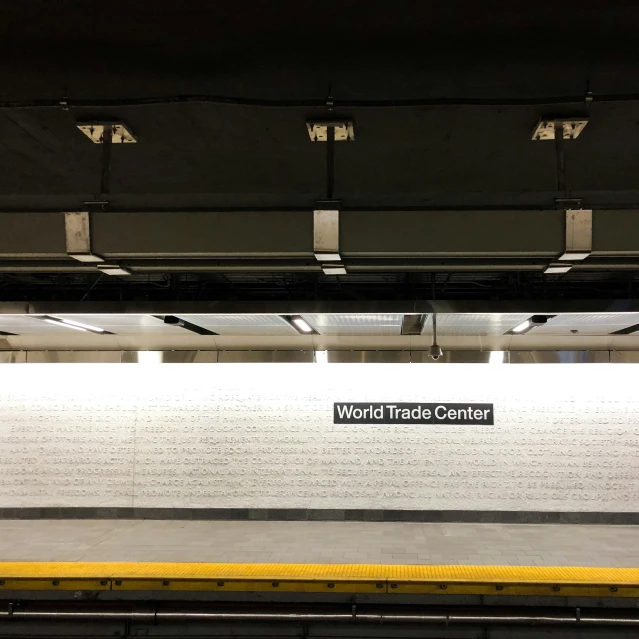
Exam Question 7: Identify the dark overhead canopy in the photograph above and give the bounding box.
[2,0,639,210]
[1,1,639,302]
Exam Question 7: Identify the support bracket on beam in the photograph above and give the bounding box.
[560,209,592,261]
[314,207,347,276]
[314,208,341,261]
[64,211,104,263]
[544,208,592,275]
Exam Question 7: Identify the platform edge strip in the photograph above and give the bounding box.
[0,563,638,595]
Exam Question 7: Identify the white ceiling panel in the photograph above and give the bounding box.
[422,314,531,336]
[301,314,403,335]
[535,313,639,336]
[179,314,297,335]
[0,312,638,339]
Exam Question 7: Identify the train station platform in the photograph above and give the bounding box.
[0,520,638,598]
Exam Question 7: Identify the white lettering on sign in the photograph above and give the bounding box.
[0,363,637,511]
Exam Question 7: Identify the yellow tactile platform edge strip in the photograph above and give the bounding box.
[0,563,638,597]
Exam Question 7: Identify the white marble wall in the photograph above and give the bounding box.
[0,363,638,511]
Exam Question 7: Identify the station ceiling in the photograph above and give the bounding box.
[0,309,637,351]
[2,312,639,338]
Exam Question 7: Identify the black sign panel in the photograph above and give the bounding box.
[334,402,494,425]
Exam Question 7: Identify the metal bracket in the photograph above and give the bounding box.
[532,118,588,140]
[77,122,137,144]
[314,208,347,275]
[307,120,355,142]
[544,262,572,274]
[314,209,341,261]
[544,208,592,274]
[65,211,104,263]
[97,264,132,276]
[321,264,347,275]
[559,209,592,261]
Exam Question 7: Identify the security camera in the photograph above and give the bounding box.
[429,344,443,361]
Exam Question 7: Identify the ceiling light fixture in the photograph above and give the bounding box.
[508,315,553,335]
[39,316,108,334]
[511,319,532,334]
[292,316,313,333]
[283,315,318,335]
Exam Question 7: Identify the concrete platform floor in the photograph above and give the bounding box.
[0,520,637,567]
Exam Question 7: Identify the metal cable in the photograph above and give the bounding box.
[0,93,638,110]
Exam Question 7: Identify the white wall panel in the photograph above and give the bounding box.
[0,364,638,511]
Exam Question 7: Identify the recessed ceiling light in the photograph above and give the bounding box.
[283,315,318,334]
[291,316,313,333]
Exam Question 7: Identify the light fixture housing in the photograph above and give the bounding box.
[37,316,109,334]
